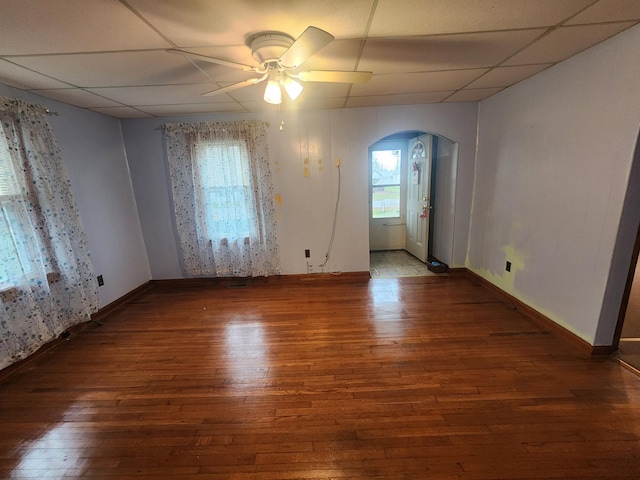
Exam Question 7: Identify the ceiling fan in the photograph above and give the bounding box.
[167,26,373,105]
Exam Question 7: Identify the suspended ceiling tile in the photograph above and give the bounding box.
[466,64,553,88]
[566,0,640,24]
[229,81,350,103]
[220,85,266,103]
[235,101,276,113]
[0,60,73,90]
[360,30,546,74]
[297,82,351,98]
[136,103,248,117]
[0,0,170,55]
[27,88,124,108]
[167,44,261,73]
[346,91,452,108]
[167,44,304,81]
[126,0,373,46]
[351,69,488,96]
[88,106,154,119]
[443,88,504,102]
[293,97,347,110]
[504,22,637,65]
[292,39,364,72]
[9,51,229,89]
[369,0,595,36]
[86,84,236,106]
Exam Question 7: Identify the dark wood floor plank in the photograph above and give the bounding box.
[2,275,640,478]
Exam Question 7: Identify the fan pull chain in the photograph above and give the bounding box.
[279,102,284,131]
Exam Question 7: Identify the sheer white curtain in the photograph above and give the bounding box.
[0,97,98,370]
[164,120,280,277]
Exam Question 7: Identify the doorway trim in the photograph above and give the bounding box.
[599,127,640,350]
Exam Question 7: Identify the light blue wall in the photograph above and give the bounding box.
[121,103,479,278]
[470,24,640,345]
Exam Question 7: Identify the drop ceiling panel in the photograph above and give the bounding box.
[0,0,637,118]
[291,40,364,72]
[28,89,124,108]
[86,85,238,106]
[466,64,553,88]
[444,88,504,102]
[346,91,452,108]
[351,69,488,97]
[136,103,248,117]
[0,60,73,90]
[369,0,595,36]
[566,0,640,24]
[234,102,277,113]
[89,106,153,118]
[9,51,223,88]
[229,81,349,103]
[504,22,636,65]
[359,30,546,74]
[168,45,262,72]
[126,0,374,46]
[0,0,170,55]
[291,97,348,111]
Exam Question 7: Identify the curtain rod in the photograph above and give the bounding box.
[45,108,59,116]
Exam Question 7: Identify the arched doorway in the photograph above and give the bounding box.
[368,130,458,277]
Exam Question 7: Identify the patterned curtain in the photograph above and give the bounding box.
[164,120,280,277]
[0,97,98,370]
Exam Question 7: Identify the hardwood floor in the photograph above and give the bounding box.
[2,274,640,479]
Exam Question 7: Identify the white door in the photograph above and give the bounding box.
[405,136,431,262]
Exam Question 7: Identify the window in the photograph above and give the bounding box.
[164,120,280,277]
[0,96,98,370]
[0,131,41,290]
[371,149,402,218]
[194,140,256,241]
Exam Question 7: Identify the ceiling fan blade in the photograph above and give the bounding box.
[297,70,373,84]
[279,26,334,68]
[202,75,267,97]
[167,48,260,72]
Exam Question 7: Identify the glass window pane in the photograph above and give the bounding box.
[371,150,401,186]
[371,149,401,219]
[372,186,400,219]
[195,140,256,240]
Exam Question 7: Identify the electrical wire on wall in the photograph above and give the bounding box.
[318,161,341,273]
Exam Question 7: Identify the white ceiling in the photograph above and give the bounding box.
[0,0,638,119]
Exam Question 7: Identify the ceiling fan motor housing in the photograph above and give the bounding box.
[250,32,294,64]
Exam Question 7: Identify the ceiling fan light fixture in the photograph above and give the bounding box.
[283,77,303,100]
[263,79,282,104]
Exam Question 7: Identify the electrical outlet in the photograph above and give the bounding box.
[97,275,104,286]
[305,249,310,258]
[505,261,511,272]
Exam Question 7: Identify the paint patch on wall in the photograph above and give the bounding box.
[274,193,282,208]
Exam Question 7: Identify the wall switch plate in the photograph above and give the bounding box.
[305,249,310,258]
[97,275,104,286]
[505,261,511,272]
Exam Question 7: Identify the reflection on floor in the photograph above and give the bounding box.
[370,249,442,278]
[618,340,640,373]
